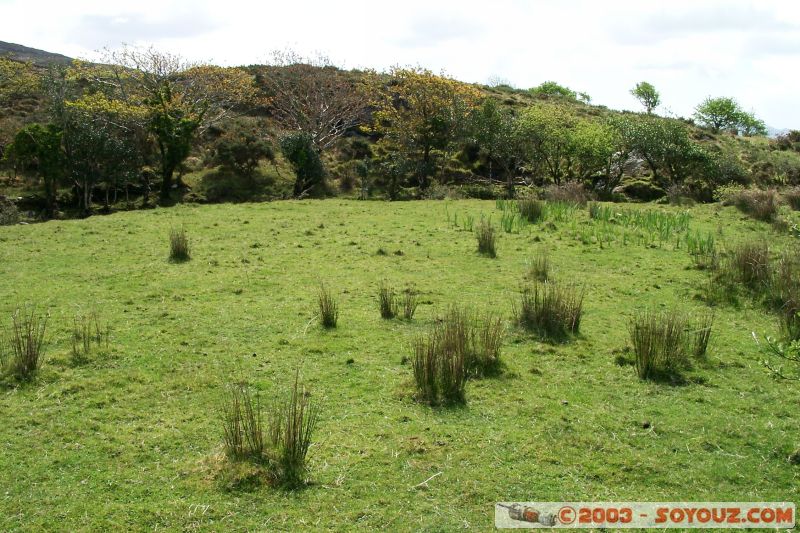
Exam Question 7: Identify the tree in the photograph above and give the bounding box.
[470,97,520,196]
[630,81,660,114]
[4,123,63,217]
[528,81,590,103]
[516,102,579,184]
[280,132,325,197]
[693,96,767,136]
[62,93,148,213]
[370,67,481,189]
[571,119,619,187]
[0,58,40,106]
[259,51,366,153]
[619,115,707,188]
[103,47,259,200]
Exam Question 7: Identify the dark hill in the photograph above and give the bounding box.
[0,41,73,66]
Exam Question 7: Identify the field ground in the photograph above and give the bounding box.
[0,199,798,531]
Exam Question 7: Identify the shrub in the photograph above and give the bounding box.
[471,313,504,376]
[517,198,545,223]
[731,188,780,222]
[727,242,770,290]
[317,284,339,328]
[515,282,584,340]
[784,187,800,211]
[402,288,419,320]
[629,309,689,380]
[269,371,319,488]
[768,252,800,341]
[169,227,191,262]
[215,131,274,178]
[689,312,714,358]
[587,201,610,221]
[475,219,497,258]
[526,253,550,282]
[280,132,325,198]
[378,281,398,319]
[0,198,19,226]
[0,306,48,381]
[411,307,505,404]
[71,311,109,364]
[412,319,467,405]
[221,382,265,460]
[686,231,718,271]
[543,182,589,206]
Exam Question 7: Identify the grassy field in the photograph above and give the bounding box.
[0,199,798,531]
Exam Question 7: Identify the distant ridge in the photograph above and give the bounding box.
[0,41,73,65]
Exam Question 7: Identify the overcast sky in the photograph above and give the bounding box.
[2,0,798,129]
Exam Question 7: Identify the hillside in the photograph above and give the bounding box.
[1,42,800,218]
[0,40,73,65]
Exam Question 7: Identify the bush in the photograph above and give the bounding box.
[526,253,550,282]
[768,251,800,341]
[517,198,545,223]
[280,132,325,198]
[471,313,504,376]
[515,282,584,340]
[215,131,274,178]
[726,242,771,290]
[476,219,497,258]
[0,198,19,225]
[378,281,398,319]
[317,284,339,328]
[784,187,800,211]
[1,306,48,381]
[270,371,319,488]
[731,188,780,222]
[221,382,265,460]
[629,309,689,380]
[169,228,191,262]
[412,317,467,405]
[689,312,714,358]
[411,307,505,404]
[220,372,319,488]
[401,288,419,320]
[71,310,109,364]
[543,182,589,206]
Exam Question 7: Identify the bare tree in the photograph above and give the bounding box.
[260,51,366,152]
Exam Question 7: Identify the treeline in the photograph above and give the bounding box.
[0,48,797,219]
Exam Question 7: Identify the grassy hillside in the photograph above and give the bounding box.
[1,199,798,530]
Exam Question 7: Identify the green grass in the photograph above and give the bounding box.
[0,199,798,530]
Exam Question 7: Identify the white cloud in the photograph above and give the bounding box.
[1,0,798,128]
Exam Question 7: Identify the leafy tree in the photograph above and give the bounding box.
[370,67,481,189]
[630,81,660,114]
[571,119,619,187]
[0,58,40,106]
[62,94,148,213]
[469,97,520,196]
[280,132,325,197]
[104,47,259,200]
[516,103,574,184]
[529,81,576,99]
[528,81,590,103]
[737,111,768,137]
[620,115,707,188]
[4,123,63,217]
[694,96,767,136]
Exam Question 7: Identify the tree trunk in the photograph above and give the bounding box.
[160,164,174,201]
